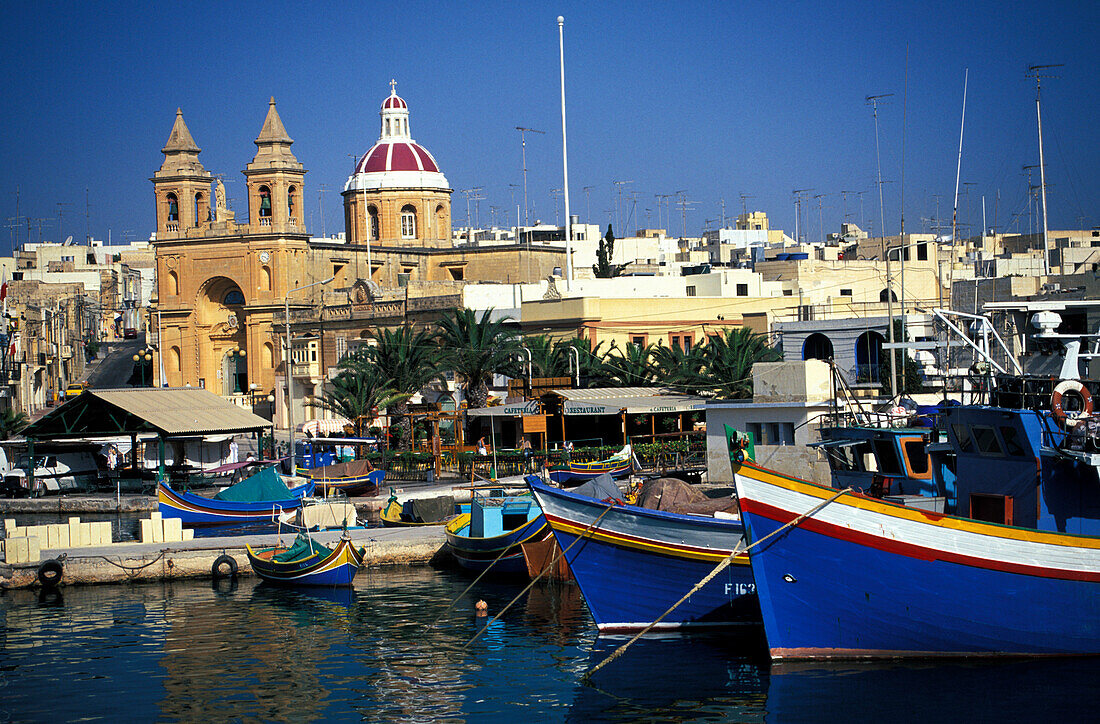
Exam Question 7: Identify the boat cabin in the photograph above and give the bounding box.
[468,490,540,538]
[816,425,951,507]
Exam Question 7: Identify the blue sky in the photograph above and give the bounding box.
[1,1,1096,253]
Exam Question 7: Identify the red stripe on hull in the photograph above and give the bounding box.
[741,497,1100,583]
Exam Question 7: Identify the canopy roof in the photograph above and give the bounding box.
[554,388,708,416]
[22,388,272,439]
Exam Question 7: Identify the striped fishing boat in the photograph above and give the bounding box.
[528,475,758,632]
[295,461,386,497]
[158,466,315,526]
[444,491,549,575]
[246,534,365,587]
[548,444,633,486]
[733,456,1100,659]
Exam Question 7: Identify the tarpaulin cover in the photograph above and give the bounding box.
[634,477,739,516]
[572,473,623,501]
[213,466,293,502]
[311,459,374,478]
[403,495,455,523]
[273,534,331,562]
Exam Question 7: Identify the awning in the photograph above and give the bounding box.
[467,400,542,417]
[300,418,352,436]
[555,387,708,416]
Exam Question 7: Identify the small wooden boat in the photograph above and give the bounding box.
[296,460,386,497]
[444,489,549,574]
[548,444,633,486]
[246,533,365,587]
[379,489,457,527]
[158,466,315,526]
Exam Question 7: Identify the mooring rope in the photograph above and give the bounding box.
[582,485,853,681]
[463,502,615,649]
[87,549,168,574]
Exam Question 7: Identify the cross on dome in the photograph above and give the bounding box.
[390,78,397,94]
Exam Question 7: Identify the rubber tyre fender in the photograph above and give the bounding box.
[37,558,63,588]
[211,554,238,579]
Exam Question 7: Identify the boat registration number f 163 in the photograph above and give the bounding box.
[726,582,756,597]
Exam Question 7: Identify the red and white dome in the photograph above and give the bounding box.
[344,82,449,192]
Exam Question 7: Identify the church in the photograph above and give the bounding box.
[151,84,564,422]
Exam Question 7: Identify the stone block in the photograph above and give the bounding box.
[68,516,80,525]
[150,511,162,522]
[97,521,113,546]
[3,537,26,563]
[27,535,40,563]
[163,517,182,543]
[150,517,163,544]
[57,527,70,549]
[45,525,60,550]
[182,528,194,541]
[139,519,152,544]
[3,519,14,535]
[69,520,82,547]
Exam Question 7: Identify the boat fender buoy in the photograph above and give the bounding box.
[37,558,63,588]
[1052,380,1092,428]
[212,554,238,579]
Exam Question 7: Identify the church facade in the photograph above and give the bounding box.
[151,85,564,423]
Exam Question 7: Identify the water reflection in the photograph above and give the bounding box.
[2,571,1099,722]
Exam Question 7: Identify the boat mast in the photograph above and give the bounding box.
[1028,64,1061,276]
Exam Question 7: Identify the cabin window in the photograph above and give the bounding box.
[903,439,929,475]
[872,438,903,475]
[825,445,857,472]
[1000,426,1025,456]
[973,426,1002,456]
[970,493,1014,525]
[952,423,974,453]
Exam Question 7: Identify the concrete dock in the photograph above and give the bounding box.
[0,524,449,590]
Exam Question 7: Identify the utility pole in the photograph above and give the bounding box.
[1027,63,1062,275]
[515,126,545,226]
[866,93,894,245]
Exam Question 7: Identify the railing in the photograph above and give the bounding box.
[259,217,271,227]
[165,223,179,232]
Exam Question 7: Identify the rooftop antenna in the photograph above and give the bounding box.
[583,185,595,224]
[550,188,563,225]
[1022,165,1040,237]
[739,192,754,222]
[56,201,73,245]
[813,193,826,242]
[792,189,813,244]
[84,188,91,244]
[674,190,696,239]
[840,190,854,223]
[318,184,329,239]
[461,187,483,229]
[950,70,968,254]
[1027,63,1062,275]
[866,93,894,245]
[612,180,633,234]
[515,126,545,226]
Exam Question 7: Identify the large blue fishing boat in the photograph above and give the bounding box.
[732,329,1100,657]
[528,475,758,632]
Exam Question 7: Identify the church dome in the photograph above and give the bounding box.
[344,82,449,192]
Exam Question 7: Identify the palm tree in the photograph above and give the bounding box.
[602,340,658,387]
[0,408,29,439]
[652,341,709,395]
[702,328,782,398]
[436,308,519,410]
[363,325,446,450]
[307,352,401,438]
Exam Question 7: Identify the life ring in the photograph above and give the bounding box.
[37,558,63,588]
[1052,380,1093,428]
[211,554,238,579]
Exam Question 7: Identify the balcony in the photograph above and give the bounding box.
[259,218,271,227]
[166,222,179,232]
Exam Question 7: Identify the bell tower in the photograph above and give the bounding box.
[151,109,212,238]
[243,97,306,233]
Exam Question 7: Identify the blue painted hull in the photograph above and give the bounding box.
[247,537,364,587]
[158,481,315,526]
[445,514,549,574]
[529,477,759,632]
[734,461,1100,658]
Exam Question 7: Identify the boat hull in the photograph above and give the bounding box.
[734,460,1100,659]
[528,477,758,632]
[548,459,632,485]
[297,468,385,497]
[247,537,364,587]
[157,481,315,526]
[445,513,549,574]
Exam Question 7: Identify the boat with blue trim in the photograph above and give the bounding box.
[528,474,758,632]
[158,466,315,526]
[246,533,365,587]
[732,373,1100,658]
[444,486,548,574]
[548,444,633,486]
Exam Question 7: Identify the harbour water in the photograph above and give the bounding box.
[2,567,1099,722]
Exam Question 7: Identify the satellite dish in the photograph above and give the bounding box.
[63,235,74,246]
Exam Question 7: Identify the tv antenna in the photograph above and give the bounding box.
[515,127,545,226]
[612,180,633,234]
[1026,63,1062,275]
[866,93,894,240]
[792,189,813,243]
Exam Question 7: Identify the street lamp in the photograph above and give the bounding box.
[228,347,246,393]
[132,349,153,386]
[285,276,335,467]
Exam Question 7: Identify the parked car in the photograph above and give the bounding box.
[1,451,100,497]
[123,328,137,339]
